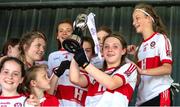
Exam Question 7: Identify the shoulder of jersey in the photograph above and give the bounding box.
[121,62,136,70]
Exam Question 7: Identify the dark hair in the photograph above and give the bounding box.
[83,36,95,56]
[19,31,47,66]
[102,32,127,70]
[134,3,167,35]
[97,26,112,35]
[0,57,25,93]
[0,57,25,77]
[23,64,48,94]
[56,19,73,49]
[2,38,20,56]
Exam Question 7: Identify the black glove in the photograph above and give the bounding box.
[53,60,71,77]
[74,48,89,69]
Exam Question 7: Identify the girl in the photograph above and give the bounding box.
[91,26,112,69]
[70,36,96,106]
[0,38,21,63]
[70,33,137,107]
[48,19,73,77]
[0,57,36,106]
[97,26,112,54]
[2,38,21,58]
[48,19,85,106]
[132,3,173,106]
[83,36,96,62]
[23,64,59,106]
[49,36,96,106]
[19,31,47,69]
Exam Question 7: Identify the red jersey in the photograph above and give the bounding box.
[40,92,59,106]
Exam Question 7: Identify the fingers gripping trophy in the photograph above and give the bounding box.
[62,13,88,53]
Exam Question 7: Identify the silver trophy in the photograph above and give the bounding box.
[62,13,88,53]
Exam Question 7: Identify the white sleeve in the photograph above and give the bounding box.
[158,34,172,63]
[114,63,137,85]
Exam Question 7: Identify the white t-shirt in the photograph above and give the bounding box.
[136,32,173,105]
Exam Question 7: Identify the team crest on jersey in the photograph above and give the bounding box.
[150,41,156,49]
[14,102,22,107]
[63,52,70,59]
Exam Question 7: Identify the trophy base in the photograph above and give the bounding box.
[62,39,81,53]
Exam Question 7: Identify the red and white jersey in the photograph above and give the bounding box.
[85,75,106,107]
[40,92,59,106]
[136,32,173,105]
[85,63,137,107]
[48,49,73,77]
[48,50,87,107]
[0,94,27,107]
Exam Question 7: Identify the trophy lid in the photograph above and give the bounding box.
[73,13,88,31]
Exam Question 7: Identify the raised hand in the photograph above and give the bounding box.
[25,94,40,107]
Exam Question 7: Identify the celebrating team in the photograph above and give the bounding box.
[0,3,175,107]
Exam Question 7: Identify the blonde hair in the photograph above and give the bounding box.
[23,64,48,94]
[19,31,47,68]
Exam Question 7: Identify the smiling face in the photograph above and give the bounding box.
[133,10,147,33]
[133,8,155,36]
[102,36,126,68]
[24,38,46,64]
[57,23,73,45]
[0,60,23,94]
